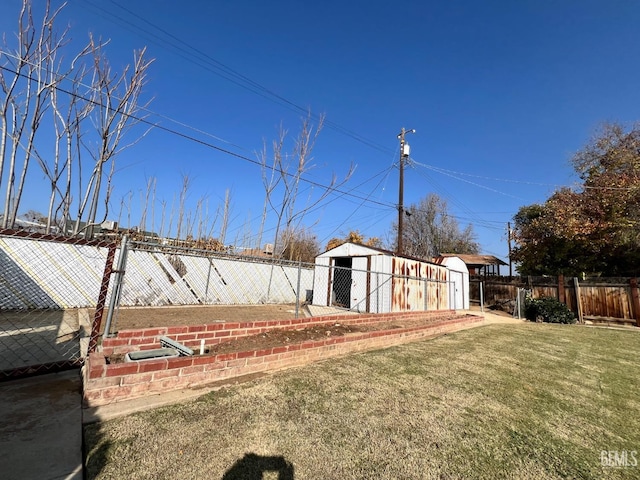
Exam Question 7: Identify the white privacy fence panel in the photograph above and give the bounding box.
[0,237,112,309]
[121,243,315,307]
[0,236,316,310]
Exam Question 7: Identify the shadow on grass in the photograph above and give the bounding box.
[222,453,294,479]
[83,422,113,480]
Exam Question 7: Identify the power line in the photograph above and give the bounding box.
[0,67,513,238]
[82,0,395,155]
[416,161,639,191]
[0,63,395,210]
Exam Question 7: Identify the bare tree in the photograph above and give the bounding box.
[280,227,320,263]
[219,188,231,245]
[391,193,479,259]
[260,113,354,258]
[77,36,154,238]
[174,173,190,239]
[47,52,93,234]
[0,1,66,228]
[0,1,154,236]
[138,176,155,232]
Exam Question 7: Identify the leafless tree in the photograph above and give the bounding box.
[392,193,479,259]
[174,173,190,239]
[78,36,154,238]
[0,1,154,237]
[259,113,353,258]
[47,49,94,234]
[0,0,65,228]
[279,226,320,263]
[138,176,155,232]
[219,188,231,245]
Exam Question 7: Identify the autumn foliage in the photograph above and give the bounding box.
[512,123,640,276]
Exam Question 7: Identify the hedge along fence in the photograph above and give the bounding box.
[470,275,640,326]
[83,311,483,407]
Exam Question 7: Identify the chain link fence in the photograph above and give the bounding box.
[101,239,317,335]
[0,229,117,378]
[310,262,454,314]
[1,232,464,377]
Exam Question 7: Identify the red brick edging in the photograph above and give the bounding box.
[83,311,483,406]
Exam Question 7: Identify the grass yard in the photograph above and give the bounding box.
[85,323,640,479]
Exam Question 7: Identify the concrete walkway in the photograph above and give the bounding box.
[0,369,83,480]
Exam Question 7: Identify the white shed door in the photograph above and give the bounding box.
[449,270,464,310]
[351,257,368,312]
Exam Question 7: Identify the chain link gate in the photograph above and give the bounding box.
[0,229,116,379]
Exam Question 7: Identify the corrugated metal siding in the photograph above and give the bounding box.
[367,255,393,313]
[351,257,368,312]
[391,257,448,311]
[312,257,331,305]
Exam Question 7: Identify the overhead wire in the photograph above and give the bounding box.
[2,56,515,237]
[0,63,397,204]
[82,0,395,155]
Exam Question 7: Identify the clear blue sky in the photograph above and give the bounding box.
[3,0,640,261]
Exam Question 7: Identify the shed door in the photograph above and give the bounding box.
[332,257,352,308]
[449,270,464,310]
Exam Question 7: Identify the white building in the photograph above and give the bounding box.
[312,243,469,313]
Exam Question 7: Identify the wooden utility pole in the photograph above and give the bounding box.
[396,128,415,255]
[507,222,513,278]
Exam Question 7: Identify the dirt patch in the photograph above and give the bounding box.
[207,322,382,355]
[105,304,300,332]
[107,317,459,363]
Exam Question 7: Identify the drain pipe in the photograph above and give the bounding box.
[103,235,129,339]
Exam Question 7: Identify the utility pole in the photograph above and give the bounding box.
[396,128,415,255]
[507,221,513,278]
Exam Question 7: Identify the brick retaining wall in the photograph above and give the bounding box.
[101,311,459,356]
[84,312,483,406]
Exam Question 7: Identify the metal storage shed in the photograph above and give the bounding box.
[312,242,468,313]
[433,255,470,310]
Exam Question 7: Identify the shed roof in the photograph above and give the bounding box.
[318,242,440,265]
[438,253,508,267]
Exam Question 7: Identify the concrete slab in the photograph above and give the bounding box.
[0,370,83,480]
[0,310,82,371]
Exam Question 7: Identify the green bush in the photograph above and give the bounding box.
[524,296,576,324]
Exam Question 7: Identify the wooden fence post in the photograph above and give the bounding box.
[629,278,640,327]
[573,277,584,324]
[557,274,565,304]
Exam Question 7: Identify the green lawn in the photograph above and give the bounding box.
[85,323,640,479]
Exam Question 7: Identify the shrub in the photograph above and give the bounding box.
[524,296,576,324]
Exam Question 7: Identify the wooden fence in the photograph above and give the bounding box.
[470,275,640,327]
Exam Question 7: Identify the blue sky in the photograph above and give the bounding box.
[3,0,640,262]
